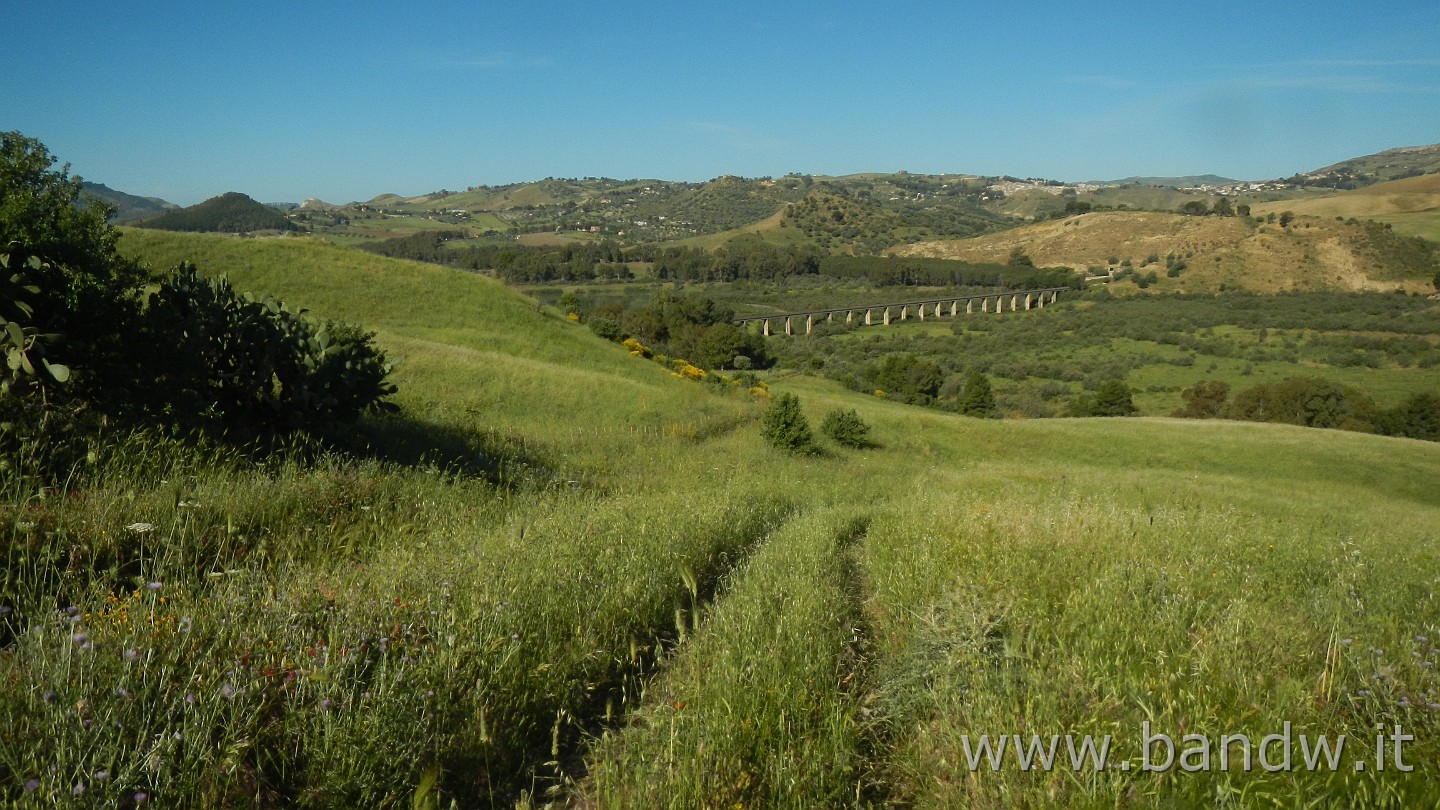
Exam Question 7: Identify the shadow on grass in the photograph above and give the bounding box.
[333,409,570,493]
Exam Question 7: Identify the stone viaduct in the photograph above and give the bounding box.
[734,287,1068,336]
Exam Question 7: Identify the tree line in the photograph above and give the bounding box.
[359,229,1083,290]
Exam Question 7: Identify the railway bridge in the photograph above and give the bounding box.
[734,287,1068,336]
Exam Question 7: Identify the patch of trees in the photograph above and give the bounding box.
[1177,197,1247,217]
[1,132,394,475]
[360,235,634,283]
[1353,220,1440,280]
[770,291,1440,424]
[781,189,1008,253]
[580,288,774,372]
[638,238,1079,290]
[1173,378,1439,441]
[135,192,295,233]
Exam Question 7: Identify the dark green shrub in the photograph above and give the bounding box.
[1089,380,1138,417]
[760,392,814,452]
[1376,391,1440,441]
[820,407,872,448]
[1225,377,1376,431]
[1173,380,1230,418]
[957,372,997,417]
[139,264,396,435]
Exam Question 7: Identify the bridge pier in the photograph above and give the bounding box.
[745,289,1061,336]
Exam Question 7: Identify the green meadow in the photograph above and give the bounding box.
[2,231,1439,807]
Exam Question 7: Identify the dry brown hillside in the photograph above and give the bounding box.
[1252,174,1440,241]
[891,210,1437,294]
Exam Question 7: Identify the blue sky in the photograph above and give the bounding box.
[5,1,1438,205]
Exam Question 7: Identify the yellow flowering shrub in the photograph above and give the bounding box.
[621,338,652,358]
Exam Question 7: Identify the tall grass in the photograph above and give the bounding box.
[2,229,1433,808]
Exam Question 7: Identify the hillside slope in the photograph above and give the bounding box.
[79,229,1440,806]
[892,210,1439,293]
[1252,173,1440,241]
[134,191,294,233]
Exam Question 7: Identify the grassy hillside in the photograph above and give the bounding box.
[893,210,1440,293]
[1252,174,1440,241]
[4,231,1439,806]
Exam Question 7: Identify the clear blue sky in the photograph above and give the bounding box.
[5,0,1438,205]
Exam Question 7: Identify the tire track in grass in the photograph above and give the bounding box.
[574,508,881,809]
[506,498,800,808]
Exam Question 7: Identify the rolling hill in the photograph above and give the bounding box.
[79,181,177,222]
[133,191,295,233]
[1286,142,1440,188]
[892,209,1440,293]
[1252,173,1440,242]
[29,227,1425,806]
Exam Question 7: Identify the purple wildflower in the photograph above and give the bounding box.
[124,648,141,662]
[24,779,39,793]
[70,632,89,644]
[220,682,237,700]
[134,792,150,804]
[146,581,163,591]
[72,782,86,796]
[94,770,110,781]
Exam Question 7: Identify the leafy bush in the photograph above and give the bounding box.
[1376,391,1440,441]
[136,264,396,435]
[1172,380,1230,418]
[1224,377,1376,431]
[956,371,997,417]
[820,407,872,448]
[760,392,814,452]
[1088,380,1138,417]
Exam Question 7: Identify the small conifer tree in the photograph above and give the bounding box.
[821,407,872,448]
[761,392,814,452]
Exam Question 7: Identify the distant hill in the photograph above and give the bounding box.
[1252,173,1440,242]
[134,192,295,233]
[1282,143,1440,190]
[892,209,1439,294]
[1092,175,1237,188]
[80,182,177,222]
